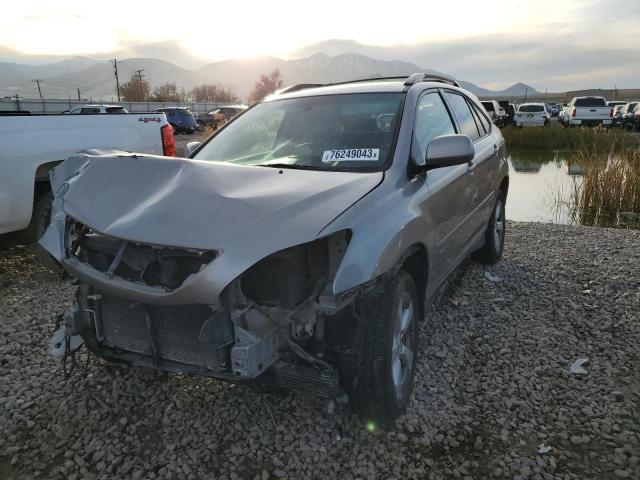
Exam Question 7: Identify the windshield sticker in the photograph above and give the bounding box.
[322,148,380,162]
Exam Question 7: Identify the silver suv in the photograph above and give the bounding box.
[42,73,509,423]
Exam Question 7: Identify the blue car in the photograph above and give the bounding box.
[153,107,197,134]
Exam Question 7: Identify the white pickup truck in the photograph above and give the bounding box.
[562,96,613,127]
[0,113,175,243]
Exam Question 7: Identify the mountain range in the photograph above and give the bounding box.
[0,52,538,101]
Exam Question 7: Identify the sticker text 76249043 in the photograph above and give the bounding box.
[322,148,380,162]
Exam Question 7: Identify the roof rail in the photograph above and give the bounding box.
[404,73,460,88]
[276,84,324,95]
[274,73,460,95]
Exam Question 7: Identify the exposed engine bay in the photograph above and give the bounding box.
[58,220,366,399]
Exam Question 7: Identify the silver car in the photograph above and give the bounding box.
[42,73,509,423]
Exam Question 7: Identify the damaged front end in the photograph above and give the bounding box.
[57,219,357,398]
[40,151,385,400]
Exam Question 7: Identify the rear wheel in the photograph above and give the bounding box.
[350,271,419,424]
[473,191,506,264]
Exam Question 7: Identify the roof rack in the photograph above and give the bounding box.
[404,73,460,88]
[275,73,460,95]
[276,84,324,95]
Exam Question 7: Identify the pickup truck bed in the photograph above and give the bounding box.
[0,113,174,241]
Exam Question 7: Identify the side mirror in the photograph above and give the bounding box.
[423,134,474,169]
[186,141,201,156]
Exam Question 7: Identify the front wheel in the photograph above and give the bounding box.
[350,271,419,424]
[473,191,506,264]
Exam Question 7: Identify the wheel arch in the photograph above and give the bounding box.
[499,175,509,200]
[395,243,429,315]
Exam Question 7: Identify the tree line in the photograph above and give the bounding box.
[118,69,284,104]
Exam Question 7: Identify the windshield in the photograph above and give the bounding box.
[193,93,404,171]
[574,98,606,107]
[519,105,544,112]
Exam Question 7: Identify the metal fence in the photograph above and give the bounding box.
[0,98,240,115]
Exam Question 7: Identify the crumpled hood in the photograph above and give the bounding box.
[47,150,382,252]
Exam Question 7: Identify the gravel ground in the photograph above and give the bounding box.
[1,222,639,480]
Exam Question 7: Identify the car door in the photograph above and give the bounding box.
[442,90,495,253]
[412,90,474,280]
[467,98,501,232]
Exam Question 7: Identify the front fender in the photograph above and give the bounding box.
[320,178,436,295]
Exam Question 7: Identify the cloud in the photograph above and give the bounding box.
[292,31,639,91]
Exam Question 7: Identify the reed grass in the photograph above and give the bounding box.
[502,125,639,152]
[568,146,640,229]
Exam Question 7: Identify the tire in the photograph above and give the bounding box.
[473,191,506,264]
[350,271,419,424]
[22,188,53,244]
[22,188,62,272]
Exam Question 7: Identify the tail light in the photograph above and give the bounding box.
[572,107,576,118]
[610,108,613,118]
[161,124,176,157]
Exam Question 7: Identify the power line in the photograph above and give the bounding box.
[32,79,44,100]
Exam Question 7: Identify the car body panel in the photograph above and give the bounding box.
[41,150,383,304]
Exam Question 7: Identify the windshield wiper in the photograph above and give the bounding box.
[258,163,325,171]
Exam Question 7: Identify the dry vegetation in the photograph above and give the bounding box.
[502,125,639,152]
[569,146,640,228]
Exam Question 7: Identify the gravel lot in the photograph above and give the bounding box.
[1,222,639,480]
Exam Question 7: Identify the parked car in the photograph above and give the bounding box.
[197,105,248,129]
[41,73,509,423]
[153,107,198,133]
[562,96,612,127]
[498,100,516,125]
[63,104,128,114]
[621,102,640,130]
[0,112,174,243]
[481,100,504,126]
[546,103,561,117]
[611,104,627,127]
[515,103,550,127]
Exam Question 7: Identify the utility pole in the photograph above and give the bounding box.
[110,59,121,101]
[134,69,147,101]
[32,79,44,99]
[77,88,81,101]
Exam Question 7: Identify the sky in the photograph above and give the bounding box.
[0,0,638,91]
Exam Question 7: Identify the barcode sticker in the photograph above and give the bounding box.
[322,148,380,162]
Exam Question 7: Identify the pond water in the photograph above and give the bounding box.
[507,149,579,225]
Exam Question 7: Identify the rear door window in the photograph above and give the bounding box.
[445,92,481,141]
[81,107,101,114]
